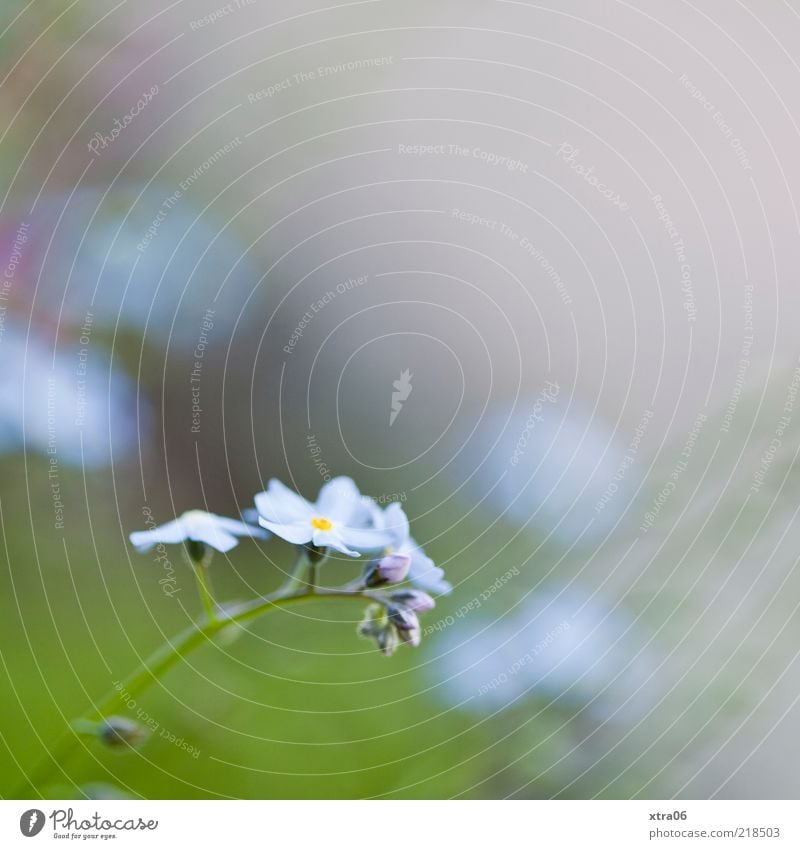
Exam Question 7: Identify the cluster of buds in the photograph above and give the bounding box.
[358,553,437,654]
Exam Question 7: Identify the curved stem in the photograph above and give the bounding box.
[275,548,312,596]
[16,571,368,798]
[184,546,217,622]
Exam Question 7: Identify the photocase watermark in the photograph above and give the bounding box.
[247,56,394,102]
[74,311,94,429]
[640,410,707,532]
[390,369,413,426]
[424,567,520,636]
[750,360,800,494]
[190,308,215,434]
[306,437,407,501]
[397,142,529,173]
[137,138,242,252]
[652,194,696,323]
[555,143,630,211]
[112,680,200,758]
[283,275,368,355]
[477,619,571,696]
[141,505,181,597]
[46,377,64,531]
[20,808,158,836]
[307,432,332,482]
[188,0,255,30]
[595,408,653,513]
[0,220,27,343]
[19,809,45,837]
[452,208,572,305]
[87,85,159,157]
[305,438,409,502]
[720,283,754,434]
[510,381,560,465]
[678,73,752,170]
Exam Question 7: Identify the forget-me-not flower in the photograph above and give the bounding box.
[130,510,267,554]
[254,476,391,557]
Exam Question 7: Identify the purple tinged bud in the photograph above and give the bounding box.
[387,603,423,649]
[398,625,422,648]
[390,589,435,613]
[377,553,411,583]
[364,553,411,587]
[387,603,420,633]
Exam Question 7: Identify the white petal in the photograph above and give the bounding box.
[241,507,260,525]
[408,543,452,595]
[214,516,269,538]
[259,518,313,545]
[254,479,314,523]
[365,498,384,528]
[341,526,395,552]
[192,525,240,553]
[311,527,359,557]
[316,477,365,522]
[129,519,188,552]
[129,530,159,553]
[383,502,410,548]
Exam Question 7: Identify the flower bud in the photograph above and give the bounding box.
[364,553,411,587]
[387,603,420,634]
[389,589,435,613]
[99,716,148,749]
[397,624,421,648]
[386,603,423,648]
[376,625,400,657]
[357,603,384,637]
[357,604,401,656]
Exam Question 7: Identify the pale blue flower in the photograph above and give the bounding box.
[254,476,391,557]
[449,403,640,543]
[0,325,141,466]
[433,587,658,721]
[12,186,261,350]
[130,510,267,554]
[370,502,452,595]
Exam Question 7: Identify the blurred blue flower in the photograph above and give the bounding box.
[0,324,142,466]
[7,184,260,349]
[432,586,658,722]
[456,401,641,544]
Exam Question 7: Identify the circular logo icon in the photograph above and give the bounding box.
[19,809,45,837]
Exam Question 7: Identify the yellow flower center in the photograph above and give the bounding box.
[311,516,333,531]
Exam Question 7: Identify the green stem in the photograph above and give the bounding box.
[184,545,217,622]
[276,548,312,596]
[16,560,368,799]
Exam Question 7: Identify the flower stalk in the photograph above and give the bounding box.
[20,477,450,797]
[19,549,376,797]
[183,542,217,622]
